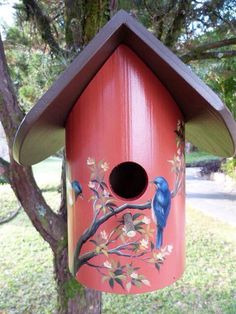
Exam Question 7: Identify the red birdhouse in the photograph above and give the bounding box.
[13,11,236,294]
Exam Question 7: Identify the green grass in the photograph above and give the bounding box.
[0,185,58,314]
[0,157,236,313]
[186,151,220,164]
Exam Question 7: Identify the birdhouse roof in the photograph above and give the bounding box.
[13,10,236,165]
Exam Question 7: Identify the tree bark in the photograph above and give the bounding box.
[64,0,111,50]
[54,247,101,314]
[164,0,192,48]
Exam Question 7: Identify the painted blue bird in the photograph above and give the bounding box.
[151,176,171,249]
[71,180,83,200]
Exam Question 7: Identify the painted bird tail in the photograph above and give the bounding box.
[156,227,163,249]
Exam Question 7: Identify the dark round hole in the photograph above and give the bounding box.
[109,162,148,200]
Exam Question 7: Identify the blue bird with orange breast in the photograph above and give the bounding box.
[151,176,171,249]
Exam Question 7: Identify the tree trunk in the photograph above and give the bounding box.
[0,31,101,313]
[54,247,101,314]
[64,0,112,50]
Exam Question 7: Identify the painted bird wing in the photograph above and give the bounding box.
[154,190,171,228]
[71,180,82,199]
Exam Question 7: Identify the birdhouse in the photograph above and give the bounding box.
[13,11,236,294]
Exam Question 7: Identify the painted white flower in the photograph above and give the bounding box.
[122,226,136,237]
[101,161,109,171]
[155,252,164,261]
[87,157,95,166]
[101,230,108,240]
[161,244,173,255]
[176,156,181,162]
[130,272,138,279]
[177,148,181,155]
[127,230,136,238]
[122,226,127,234]
[142,216,151,224]
[166,245,173,253]
[88,181,96,189]
[140,239,149,249]
[103,190,110,197]
[126,282,132,292]
[103,261,112,269]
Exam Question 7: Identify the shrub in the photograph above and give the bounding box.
[221,157,236,179]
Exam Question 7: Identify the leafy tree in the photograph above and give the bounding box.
[0,0,235,313]
[193,58,236,118]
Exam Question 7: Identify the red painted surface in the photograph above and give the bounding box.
[66,44,185,294]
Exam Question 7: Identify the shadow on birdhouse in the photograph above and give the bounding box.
[13,10,236,294]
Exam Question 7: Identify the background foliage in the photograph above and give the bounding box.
[1,0,236,116]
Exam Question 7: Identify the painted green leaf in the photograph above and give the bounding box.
[109,278,114,288]
[115,277,124,289]
[116,275,126,280]
[89,239,97,245]
[114,269,123,276]
[108,206,116,214]
[132,213,142,220]
[133,279,142,287]
[106,202,117,209]
[91,179,99,184]
[135,226,144,231]
[90,188,99,198]
[101,181,109,189]
[101,249,108,256]
[102,276,110,283]
[142,279,151,286]
[155,263,160,270]
[126,282,132,292]
[135,222,145,227]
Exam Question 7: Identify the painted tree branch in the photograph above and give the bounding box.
[75,241,147,273]
[0,34,66,251]
[171,168,184,198]
[170,120,185,198]
[73,201,151,275]
[171,154,185,198]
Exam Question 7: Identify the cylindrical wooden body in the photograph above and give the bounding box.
[66,45,185,294]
